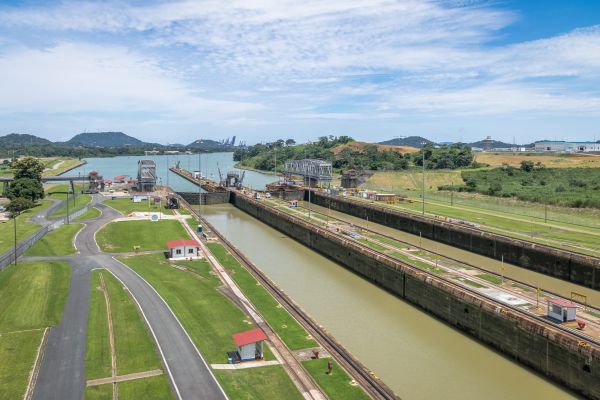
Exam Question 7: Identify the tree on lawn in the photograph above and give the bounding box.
[9,156,45,202]
[6,197,34,216]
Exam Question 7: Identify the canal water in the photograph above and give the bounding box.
[65,153,276,192]
[200,204,578,400]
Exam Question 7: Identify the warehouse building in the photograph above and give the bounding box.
[534,141,600,153]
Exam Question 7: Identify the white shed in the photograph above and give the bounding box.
[547,298,578,323]
[232,328,267,362]
[166,239,201,260]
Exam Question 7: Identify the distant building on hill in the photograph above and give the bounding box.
[534,141,600,153]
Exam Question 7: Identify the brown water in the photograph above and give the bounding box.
[201,204,578,400]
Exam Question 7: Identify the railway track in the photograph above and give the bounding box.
[178,196,399,400]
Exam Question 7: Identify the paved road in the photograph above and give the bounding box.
[29,195,227,400]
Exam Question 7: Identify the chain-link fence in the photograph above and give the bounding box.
[0,204,90,270]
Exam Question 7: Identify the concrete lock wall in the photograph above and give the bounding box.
[177,191,230,205]
[231,191,600,399]
[307,191,600,290]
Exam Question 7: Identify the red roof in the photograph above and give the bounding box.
[547,298,578,308]
[232,328,267,347]
[114,175,126,180]
[166,239,201,249]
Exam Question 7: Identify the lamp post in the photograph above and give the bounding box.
[12,212,17,266]
[421,142,426,215]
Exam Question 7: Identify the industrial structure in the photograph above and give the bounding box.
[219,169,245,188]
[137,159,157,192]
[534,141,600,153]
[283,159,332,187]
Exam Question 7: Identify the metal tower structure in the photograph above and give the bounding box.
[137,160,157,192]
[283,159,332,187]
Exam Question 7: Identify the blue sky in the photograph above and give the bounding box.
[0,0,599,145]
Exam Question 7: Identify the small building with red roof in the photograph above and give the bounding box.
[166,239,202,260]
[547,298,578,322]
[231,328,267,362]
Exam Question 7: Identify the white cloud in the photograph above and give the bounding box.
[0,42,262,119]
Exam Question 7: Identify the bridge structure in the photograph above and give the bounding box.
[0,173,103,196]
[283,159,332,187]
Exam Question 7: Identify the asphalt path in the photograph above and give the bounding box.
[28,195,227,400]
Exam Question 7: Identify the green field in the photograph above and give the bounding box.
[103,198,173,216]
[0,199,50,254]
[207,242,317,351]
[0,330,44,400]
[460,167,600,208]
[0,261,71,331]
[24,223,83,256]
[73,207,101,222]
[47,194,91,219]
[120,254,302,399]
[0,261,71,399]
[214,366,303,400]
[96,219,189,253]
[85,271,111,380]
[84,270,173,398]
[302,359,370,400]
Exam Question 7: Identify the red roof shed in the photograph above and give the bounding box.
[166,239,201,249]
[232,328,268,347]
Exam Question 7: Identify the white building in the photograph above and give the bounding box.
[166,239,202,260]
[231,328,267,362]
[535,141,600,153]
[547,298,578,323]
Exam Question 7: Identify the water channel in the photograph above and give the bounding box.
[200,204,578,400]
[70,154,582,399]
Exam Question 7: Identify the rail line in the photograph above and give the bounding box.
[177,195,399,400]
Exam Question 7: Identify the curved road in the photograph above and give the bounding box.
[30,195,227,400]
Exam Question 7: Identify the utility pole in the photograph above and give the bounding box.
[66,190,70,224]
[422,143,426,215]
[166,154,170,189]
[198,152,202,208]
[13,212,17,266]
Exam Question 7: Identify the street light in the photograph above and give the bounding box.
[421,142,426,215]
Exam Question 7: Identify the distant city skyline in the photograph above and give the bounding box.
[0,0,599,145]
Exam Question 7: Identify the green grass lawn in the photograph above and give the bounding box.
[83,384,113,400]
[117,375,174,400]
[85,270,174,397]
[0,330,45,400]
[85,271,111,380]
[302,358,370,400]
[0,261,71,399]
[119,254,303,399]
[0,261,71,332]
[102,198,173,216]
[96,220,189,253]
[0,199,50,254]
[24,223,83,256]
[214,366,303,400]
[73,207,101,222]
[48,194,91,219]
[207,242,317,351]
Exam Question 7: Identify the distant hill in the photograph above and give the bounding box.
[0,133,52,146]
[64,131,159,148]
[467,139,516,149]
[379,136,434,148]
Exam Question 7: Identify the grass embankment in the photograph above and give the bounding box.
[24,223,83,256]
[84,270,173,399]
[73,207,101,222]
[0,261,71,399]
[0,199,51,254]
[207,242,317,350]
[474,152,600,169]
[96,220,189,253]
[461,167,600,208]
[43,158,84,176]
[103,198,173,216]
[303,359,370,400]
[120,253,302,399]
[364,169,463,192]
[47,194,91,219]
